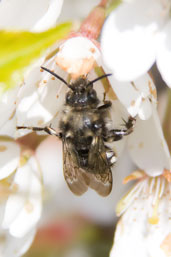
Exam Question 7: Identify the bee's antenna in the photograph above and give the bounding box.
[87,73,112,86]
[41,66,73,89]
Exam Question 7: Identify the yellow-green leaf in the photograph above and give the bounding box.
[0,22,72,91]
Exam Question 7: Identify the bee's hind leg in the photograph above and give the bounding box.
[17,125,62,138]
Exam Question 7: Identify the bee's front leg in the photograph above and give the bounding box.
[103,116,136,142]
[17,125,62,138]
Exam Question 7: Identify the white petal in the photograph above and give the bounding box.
[58,0,99,22]
[156,21,171,87]
[56,36,101,78]
[0,0,63,31]
[2,229,36,257]
[106,72,156,119]
[0,117,17,138]
[36,136,63,196]
[16,59,68,137]
[2,157,42,237]
[0,138,20,180]
[32,0,63,32]
[111,180,171,257]
[128,107,171,176]
[101,0,165,81]
[0,87,18,137]
[138,98,152,120]
[107,75,141,117]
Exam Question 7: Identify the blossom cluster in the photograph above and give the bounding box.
[0,0,170,257]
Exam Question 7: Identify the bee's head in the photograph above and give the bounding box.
[66,77,99,107]
[40,67,112,108]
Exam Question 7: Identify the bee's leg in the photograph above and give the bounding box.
[105,147,117,166]
[17,125,62,138]
[98,93,112,110]
[98,101,112,110]
[104,116,136,142]
[103,92,106,103]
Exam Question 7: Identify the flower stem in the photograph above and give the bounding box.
[99,0,109,7]
[79,4,106,40]
[105,0,122,16]
[162,89,171,153]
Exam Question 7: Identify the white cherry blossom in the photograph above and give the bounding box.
[0,202,36,257]
[0,137,20,179]
[101,0,171,87]
[0,88,19,137]
[2,156,42,238]
[127,106,171,177]
[0,138,42,256]
[109,102,171,257]
[0,203,35,257]
[15,55,68,137]
[106,71,157,120]
[110,172,171,257]
[0,0,64,32]
[0,228,36,257]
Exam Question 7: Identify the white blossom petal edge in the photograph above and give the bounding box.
[101,0,171,86]
[32,0,64,32]
[106,72,157,120]
[127,106,171,176]
[0,0,63,32]
[1,229,36,257]
[2,157,42,238]
[0,138,20,180]
[0,87,18,137]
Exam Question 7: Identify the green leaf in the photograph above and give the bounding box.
[0,22,72,91]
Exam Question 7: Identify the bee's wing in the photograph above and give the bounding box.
[87,136,113,196]
[88,136,110,172]
[63,139,88,196]
[84,172,112,197]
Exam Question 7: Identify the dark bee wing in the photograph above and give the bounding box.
[88,136,110,172]
[87,136,113,196]
[85,172,112,197]
[63,139,88,196]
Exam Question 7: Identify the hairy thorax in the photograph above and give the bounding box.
[59,105,108,137]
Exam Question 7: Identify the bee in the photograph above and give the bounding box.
[17,67,135,197]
